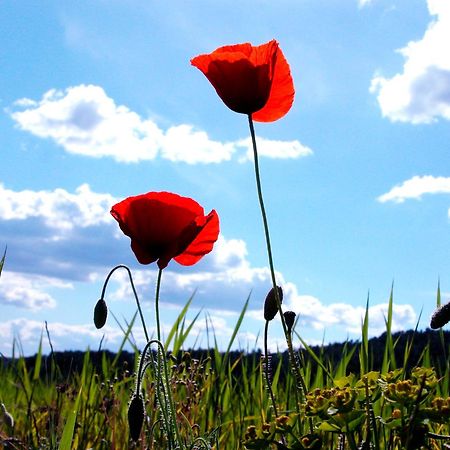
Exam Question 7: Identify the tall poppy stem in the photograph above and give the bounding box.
[248,115,308,422]
[247,115,288,336]
[155,268,163,341]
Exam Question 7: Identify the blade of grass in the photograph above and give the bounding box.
[436,280,448,362]
[402,308,423,376]
[33,329,43,381]
[224,294,250,358]
[294,332,333,380]
[359,293,370,375]
[173,308,202,355]
[334,340,357,379]
[0,246,6,278]
[165,293,195,350]
[110,310,138,369]
[381,283,395,373]
[58,386,83,450]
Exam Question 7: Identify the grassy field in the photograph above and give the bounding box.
[0,285,449,450]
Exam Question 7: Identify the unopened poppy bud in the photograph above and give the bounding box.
[128,394,145,441]
[284,311,296,333]
[94,298,108,329]
[264,286,283,321]
[430,301,450,329]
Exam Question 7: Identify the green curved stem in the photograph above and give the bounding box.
[101,264,149,342]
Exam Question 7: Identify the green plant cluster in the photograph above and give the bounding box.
[243,366,450,450]
[0,298,449,449]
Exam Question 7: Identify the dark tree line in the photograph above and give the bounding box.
[1,328,448,381]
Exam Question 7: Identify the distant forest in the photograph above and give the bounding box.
[2,328,448,380]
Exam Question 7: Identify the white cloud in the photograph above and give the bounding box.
[0,318,127,355]
[377,175,450,203]
[10,85,162,162]
[358,0,373,8]
[247,281,416,336]
[236,137,313,163]
[288,295,416,335]
[0,182,123,282]
[0,183,116,230]
[9,85,312,164]
[109,234,417,337]
[109,234,276,312]
[370,0,450,123]
[0,271,72,310]
[161,124,235,164]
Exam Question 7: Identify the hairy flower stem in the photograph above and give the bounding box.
[264,321,279,418]
[155,268,163,341]
[101,264,149,342]
[152,270,184,449]
[138,339,182,449]
[248,114,306,408]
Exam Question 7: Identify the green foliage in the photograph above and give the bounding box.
[0,290,449,449]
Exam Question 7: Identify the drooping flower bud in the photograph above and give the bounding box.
[128,394,145,441]
[283,311,296,333]
[94,298,108,329]
[430,301,450,329]
[264,286,283,321]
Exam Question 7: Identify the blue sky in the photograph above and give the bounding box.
[1,0,449,356]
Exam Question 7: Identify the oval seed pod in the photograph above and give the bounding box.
[94,298,108,329]
[283,311,296,333]
[430,301,450,329]
[128,394,145,441]
[264,286,283,321]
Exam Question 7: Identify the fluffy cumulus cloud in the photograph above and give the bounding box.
[0,272,62,311]
[377,175,450,203]
[286,292,416,336]
[0,182,115,230]
[0,183,418,354]
[236,137,313,162]
[0,183,121,281]
[111,235,417,338]
[247,281,416,337]
[0,318,127,355]
[9,85,312,164]
[108,234,275,312]
[370,0,450,123]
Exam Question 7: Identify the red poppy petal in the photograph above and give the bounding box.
[212,42,253,57]
[174,210,220,266]
[131,240,158,266]
[248,39,278,68]
[252,46,294,122]
[192,53,271,114]
[192,40,293,120]
[111,192,206,266]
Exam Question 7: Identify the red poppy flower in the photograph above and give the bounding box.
[111,192,219,269]
[191,39,294,122]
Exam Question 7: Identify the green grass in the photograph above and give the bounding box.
[0,289,449,449]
